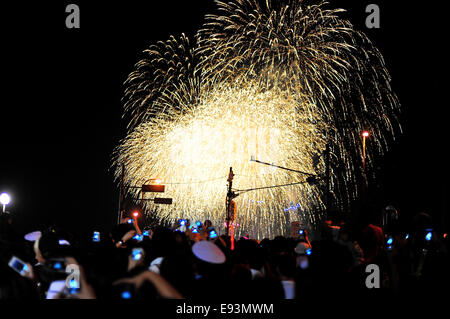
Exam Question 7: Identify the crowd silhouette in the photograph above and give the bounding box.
[1,210,449,300]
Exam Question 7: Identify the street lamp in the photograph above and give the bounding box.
[0,192,11,213]
[142,178,165,193]
[361,130,370,205]
[362,130,369,170]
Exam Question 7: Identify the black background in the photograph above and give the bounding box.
[1,1,448,235]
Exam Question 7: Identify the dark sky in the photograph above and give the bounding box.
[1,1,448,235]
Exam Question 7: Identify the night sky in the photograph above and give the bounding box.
[1,1,448,236]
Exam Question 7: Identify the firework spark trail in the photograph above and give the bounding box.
[113,0,401,238]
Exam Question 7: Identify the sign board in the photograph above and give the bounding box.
[142,184,165,193]
[153,197,172,205]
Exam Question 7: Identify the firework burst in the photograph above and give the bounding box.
[113,0,400,238]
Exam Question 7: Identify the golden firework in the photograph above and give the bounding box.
[113,0,400,238]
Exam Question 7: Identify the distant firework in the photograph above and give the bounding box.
[113,0,400,238]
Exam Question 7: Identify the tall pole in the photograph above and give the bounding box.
[0,193,11,213]
[362,131,369,173]
[117,163,125,224]
[361,131,369,205]
[226,167,234,237]
[362,136,367,171]
[325,143,330,221]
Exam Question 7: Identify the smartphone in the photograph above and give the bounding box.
[131,248,144,261]
[8,256,30,277]
[386,236,394,251]
[132,234,144,242]
[65,277,81,296]
[47,258,67,272]
[209,229,218,239]
[425,228,433,242]
[127,219,134,224]
[92,231,100,242]
[192,228,199,234]
[298,229,305,236]
[119,283,135,299]
[179,219,186,226]
[142,230,150,236]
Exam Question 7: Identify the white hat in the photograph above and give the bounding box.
[192,241,226,264]
[24,231,42,242]
[295,242,311,255]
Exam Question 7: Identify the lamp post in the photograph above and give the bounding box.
[0,192,11,213]
[362,130,369,171]
[361,131,370,205]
